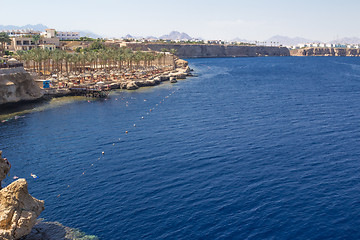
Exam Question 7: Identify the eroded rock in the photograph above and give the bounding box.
[0,151,11,189]
[0,67,44,105]
[126,81,139,90]
[0,151,44,240]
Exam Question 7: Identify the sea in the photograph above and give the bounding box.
[1,57,360,239]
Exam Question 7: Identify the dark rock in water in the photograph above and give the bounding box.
[0,151,10,184]
[22,220,99,240]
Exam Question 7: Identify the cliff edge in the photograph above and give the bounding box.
[0,67,43,105]
[290,47,360,57]
[125,43,290,58]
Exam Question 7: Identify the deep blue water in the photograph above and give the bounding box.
[1,57,360,239]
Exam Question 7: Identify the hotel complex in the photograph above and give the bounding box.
[1,28,80,52]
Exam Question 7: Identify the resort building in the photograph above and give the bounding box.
[56,31,80,40]
[7,29,60,51]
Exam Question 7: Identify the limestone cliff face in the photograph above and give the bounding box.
[0,151,45,240]
[290,48,360,57]
[0,179,45,240]
[0,67,43,105]
[126,43,290,58]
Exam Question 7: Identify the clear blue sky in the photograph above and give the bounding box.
[2,0,359,41]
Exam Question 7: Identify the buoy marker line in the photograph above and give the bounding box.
[9,87,181,199]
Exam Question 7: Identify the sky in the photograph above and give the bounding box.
[1,0,360,41]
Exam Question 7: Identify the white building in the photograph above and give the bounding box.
[56,31,80,40]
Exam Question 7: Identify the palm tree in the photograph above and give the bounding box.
[64,52,72,74]
[160,48,168,66]
[0,32,11,56]
[32,35,41,48]
[169,49,177,69]
[15,50,26,63]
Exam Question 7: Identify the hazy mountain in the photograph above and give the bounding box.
[266,35,316,46]
[124,34,136,39]
[328,37,360,44]
[160,31,192,40]
[0,24,48,31]
[75,30,102,39]
[146,36,158,40]
[230,37,251,43]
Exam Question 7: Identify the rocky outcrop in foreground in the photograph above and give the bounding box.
[0,67,44,105]
[290,47,360,56]
[0,151,44,240]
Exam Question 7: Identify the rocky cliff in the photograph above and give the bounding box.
[290,48,360,57]
[0,151,45,240]
[126,43,290,58]
[0,67,43,105]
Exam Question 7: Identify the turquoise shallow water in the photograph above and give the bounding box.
[1,57,360,239]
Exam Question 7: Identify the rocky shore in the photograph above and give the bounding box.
[290,47,360,57]
[0,58,192,106]
[0,67,44,105]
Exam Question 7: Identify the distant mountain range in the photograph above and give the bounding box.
[2,25,360,45]
[264,35,360,46]
[0,24,48,31]
[328,37,360,44]
[123,31,194,40]
[160,31,192,40]
[264,35,317,46]
[0,24,102,39]
[230,37,251,43]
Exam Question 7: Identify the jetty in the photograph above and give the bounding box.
[69,86,110,98]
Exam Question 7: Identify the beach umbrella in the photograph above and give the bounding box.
[7,58,18,63]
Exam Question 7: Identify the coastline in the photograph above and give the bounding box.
[0,58,193,109]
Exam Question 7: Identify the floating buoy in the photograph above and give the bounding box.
[134,124,136,127]
[102,151,105,155]
[141,117,144,119]
[150,109,152,112]
[125,131,128,134]
[113,143,115,146]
